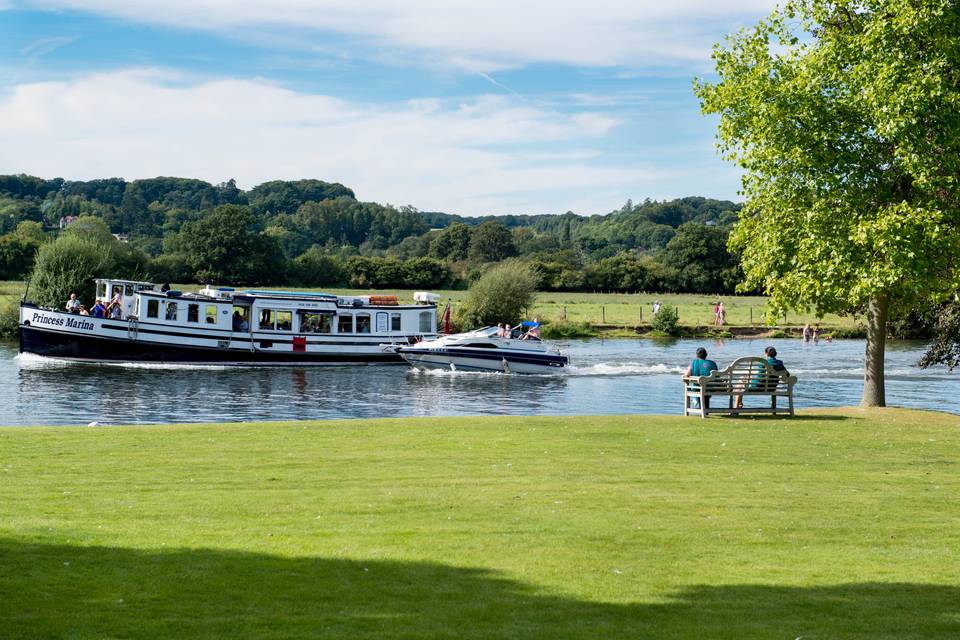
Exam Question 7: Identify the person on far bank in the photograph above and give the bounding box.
[685,347,718,409]
[65,293,82,313]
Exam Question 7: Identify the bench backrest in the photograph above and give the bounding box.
[695,356,796,393]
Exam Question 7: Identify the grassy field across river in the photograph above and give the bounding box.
[2,409,958,639]
[0,281,858,334]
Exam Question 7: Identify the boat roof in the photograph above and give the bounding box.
[237,289,339,300]
[94,277,154,286]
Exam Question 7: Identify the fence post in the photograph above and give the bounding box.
[601,305,605,323]
[750,307,753,325]
[639,307,643,323]
[561,306,567,321]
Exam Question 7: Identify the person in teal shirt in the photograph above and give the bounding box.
[735,346,789,408]
[686,347,719,408]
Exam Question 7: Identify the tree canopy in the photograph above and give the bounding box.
[0,171,747,294]
[695,0,960,406]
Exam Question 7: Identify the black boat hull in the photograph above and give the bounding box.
[19,325,402,366]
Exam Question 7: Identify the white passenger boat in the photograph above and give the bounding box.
[394,326,568,374]
[19,278,439,365]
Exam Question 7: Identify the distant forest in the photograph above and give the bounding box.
[0,174,745,293]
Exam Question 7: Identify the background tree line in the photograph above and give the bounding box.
[0,174,744,294]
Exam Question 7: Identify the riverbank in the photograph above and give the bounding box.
[3,409,958,638]
[0,281,860,339]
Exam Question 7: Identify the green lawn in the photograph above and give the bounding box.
[2,409,958,639]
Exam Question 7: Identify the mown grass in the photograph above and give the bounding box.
[2,409,958,639]
[289,288,857,329]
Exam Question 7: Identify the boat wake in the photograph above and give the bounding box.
[407,367,505,377]
[407,361,687,378]
[15,353,231,371]
[566,362,686,377]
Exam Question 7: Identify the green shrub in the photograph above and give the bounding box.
[456,261,538,330]
[650,305,680,336]
[30,235,112,308]
[829,326,867,339]
[540,321,598,339]
[0,301,19,340]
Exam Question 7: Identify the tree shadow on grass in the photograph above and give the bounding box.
[2,538,957,639]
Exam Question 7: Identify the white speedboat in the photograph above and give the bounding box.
[394,326,568,374]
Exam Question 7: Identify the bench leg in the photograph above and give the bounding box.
[771,395,777,415]
[788,391,794,416]
[700,389,707,418]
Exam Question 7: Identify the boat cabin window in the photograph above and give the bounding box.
[165,301,178,321]
[419,311,432,333]
[97,282,108,300]
[111,285,123,300]
[187,304,199,323]
[257,309,291,331]
[125,284,134,296]
[299,311,331,333]
[205,305,217,324]
[356,313,371,334]
[391,313,402,331]
[147,299,159,319]
[338,313,353,333]
[259,309,275,330]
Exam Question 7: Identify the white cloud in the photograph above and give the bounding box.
[24,0,777,70]
[0,69,674,215]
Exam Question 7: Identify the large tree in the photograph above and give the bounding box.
[468,221,516,263]
[179,205,285,285]
[695,0,960,406]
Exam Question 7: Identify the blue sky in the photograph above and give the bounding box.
[0,1,775,216]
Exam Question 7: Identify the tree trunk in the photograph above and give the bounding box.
[861,293,888,407]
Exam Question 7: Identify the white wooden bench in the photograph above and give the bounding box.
[682,356,797,418]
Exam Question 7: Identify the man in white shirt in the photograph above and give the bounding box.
[65,293,81,313]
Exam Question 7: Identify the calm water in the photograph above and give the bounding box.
[0,338,956,426]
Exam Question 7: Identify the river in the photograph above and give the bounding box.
[0,337,955,426]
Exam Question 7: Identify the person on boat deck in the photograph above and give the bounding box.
[65,293,81,313]
[521,318,541,340]
[495,323,505,337]
[160,282,171,292]
[232,311,243,331]
[91,300,106,318]
[78,305,89,316]
[685,347,718,409]
[734,346,788,409]
[107,289,123,317]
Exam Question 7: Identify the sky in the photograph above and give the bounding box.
[0,1,776,216]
